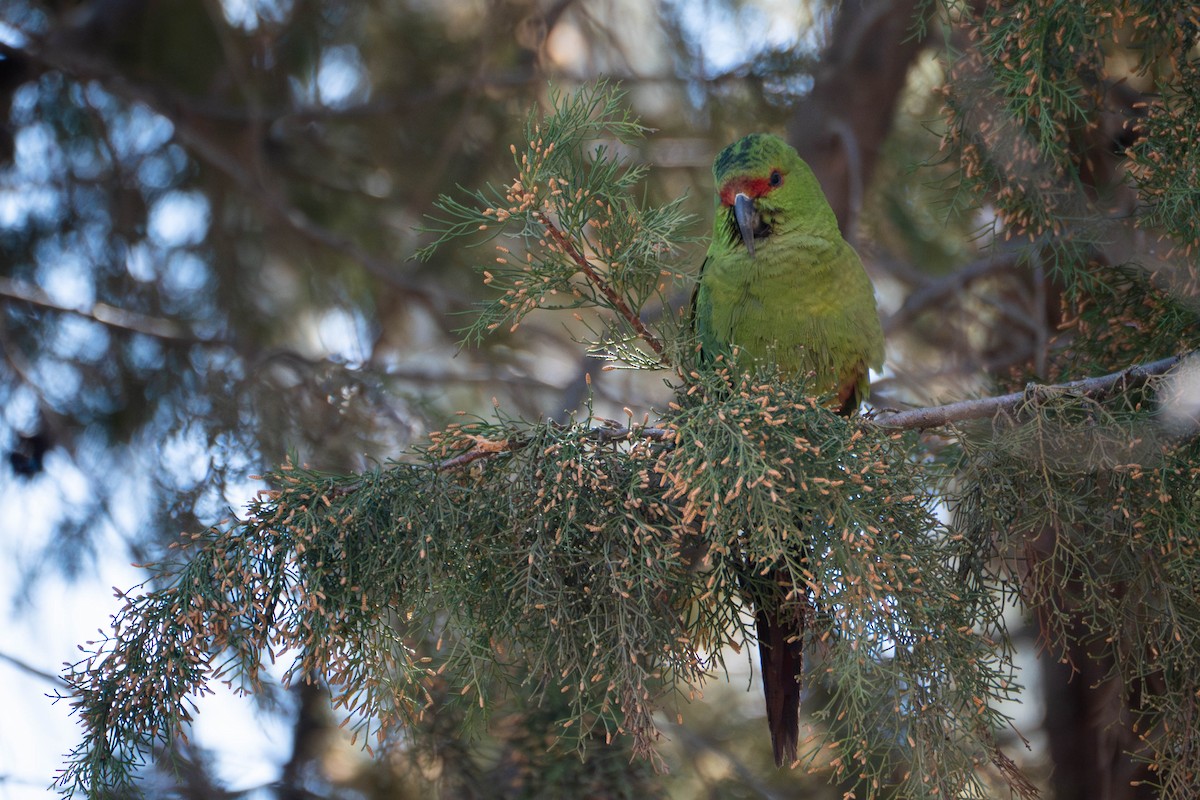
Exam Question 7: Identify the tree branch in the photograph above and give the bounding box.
[881,251,1022,335]
[429,354,1190,474]
[0,276,209,343]
[874,354,1185,430]
[433,420,673,472]
[0,650,69,688]
[534,210,666,358]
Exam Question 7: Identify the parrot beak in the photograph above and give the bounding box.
[734,192,759,257]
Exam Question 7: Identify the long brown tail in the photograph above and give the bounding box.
[756,599,804,767]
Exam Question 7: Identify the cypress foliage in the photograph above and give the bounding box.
[56,1,1200,787]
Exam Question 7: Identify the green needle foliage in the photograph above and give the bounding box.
[955,384,1200,796]
[1127,53,1200,252]
[661,362,1023,798]
[416,81,697,368]
[54,85,1020,799]
[938,0,1200,347]
[54,366,1024,799]
[929,3,1200,794]
[55,72,1200,800]
[932,8,1200,795]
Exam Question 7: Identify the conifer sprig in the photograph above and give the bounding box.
[416,82,695,367]
[955,387,1200,796]
[937,0,1200,316]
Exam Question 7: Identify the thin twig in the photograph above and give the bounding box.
[874,354,1185,430]
[435,439,526,471]
[0,277,207,343]
[881,251,1021,335]
[434,421,672,472]
[0,650,69,688]
[533,211,666,358]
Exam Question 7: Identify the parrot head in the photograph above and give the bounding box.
[711,133,836,257]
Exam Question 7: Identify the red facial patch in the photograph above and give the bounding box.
[719,173,777,206]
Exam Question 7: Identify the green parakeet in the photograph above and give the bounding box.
[692,133,884,766]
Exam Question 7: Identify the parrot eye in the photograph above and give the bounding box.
[769,170,782,186]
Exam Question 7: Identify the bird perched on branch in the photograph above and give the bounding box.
[692,132,884,766]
